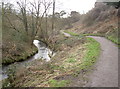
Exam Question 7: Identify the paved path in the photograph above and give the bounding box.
[85,36,118,87]
[60,30,71,37]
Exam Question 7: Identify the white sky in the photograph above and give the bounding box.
[56,0,96,14]
[3,0,97,14]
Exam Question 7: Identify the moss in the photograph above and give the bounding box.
[2,78,12,87]
[48,79,69,87]
[65,58,77,63]
[2,58,14,65]
[2,49,38,65]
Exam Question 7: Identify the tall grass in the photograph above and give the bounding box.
[76,37,100,71]
[64,31,101,70]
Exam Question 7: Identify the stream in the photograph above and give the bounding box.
[1,40,55,81]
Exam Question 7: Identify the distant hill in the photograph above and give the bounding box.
[67,2,119,45]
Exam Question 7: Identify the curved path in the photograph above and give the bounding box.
[85,36,118,87]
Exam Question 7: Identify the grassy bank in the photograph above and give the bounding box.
[64,30,79,36]
[80,37,100,70]
[83,33,119,43]
[2,47,38,65]
[65,30,119,47]
[106,35,120,47]
[3,33,100,87]
[64,31,100,76]
[83,33,120,47]
[2,26,39,65]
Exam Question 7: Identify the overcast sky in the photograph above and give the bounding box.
[56,0,96,14]
[4,0,97,14]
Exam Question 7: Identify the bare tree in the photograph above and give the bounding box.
[30,0,57,51]
[52,0,55,35]
[28,0,52,45]
[17,0,28,35]
[2,2,20,32]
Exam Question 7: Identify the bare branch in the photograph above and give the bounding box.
[5,15,20,32]
[16,0,28,35]
[34,2,52,37]
[15,14,23,21]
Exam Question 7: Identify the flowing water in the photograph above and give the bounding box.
[1,40,55,81]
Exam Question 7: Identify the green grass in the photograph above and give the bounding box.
[106,35,120,47]
[64,30,79,36]
[80,37,100,69]
[63,31,100,70]
[65,58,77,63]
[48,79,69,87]
[83,33,105,37]
[63,31,101,77]
[72,37,100,77]
[64,30,84,40]
[79,27,119,46]
[106,36,118,44]
[3,31,101,87]
[86,33,120,47]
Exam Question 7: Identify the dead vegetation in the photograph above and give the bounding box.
[2,34,100,87]
[3,34,87,87]
[65,2,119,46]
[2,1,119,87]
[67,2,118,34]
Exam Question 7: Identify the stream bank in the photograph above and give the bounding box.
[2,31,101,87]
[1,40,55,81]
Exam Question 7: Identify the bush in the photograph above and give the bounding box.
[81,2,111,26]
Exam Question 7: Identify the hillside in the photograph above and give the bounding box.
[2,1,119,87]
[66,2,119,45]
